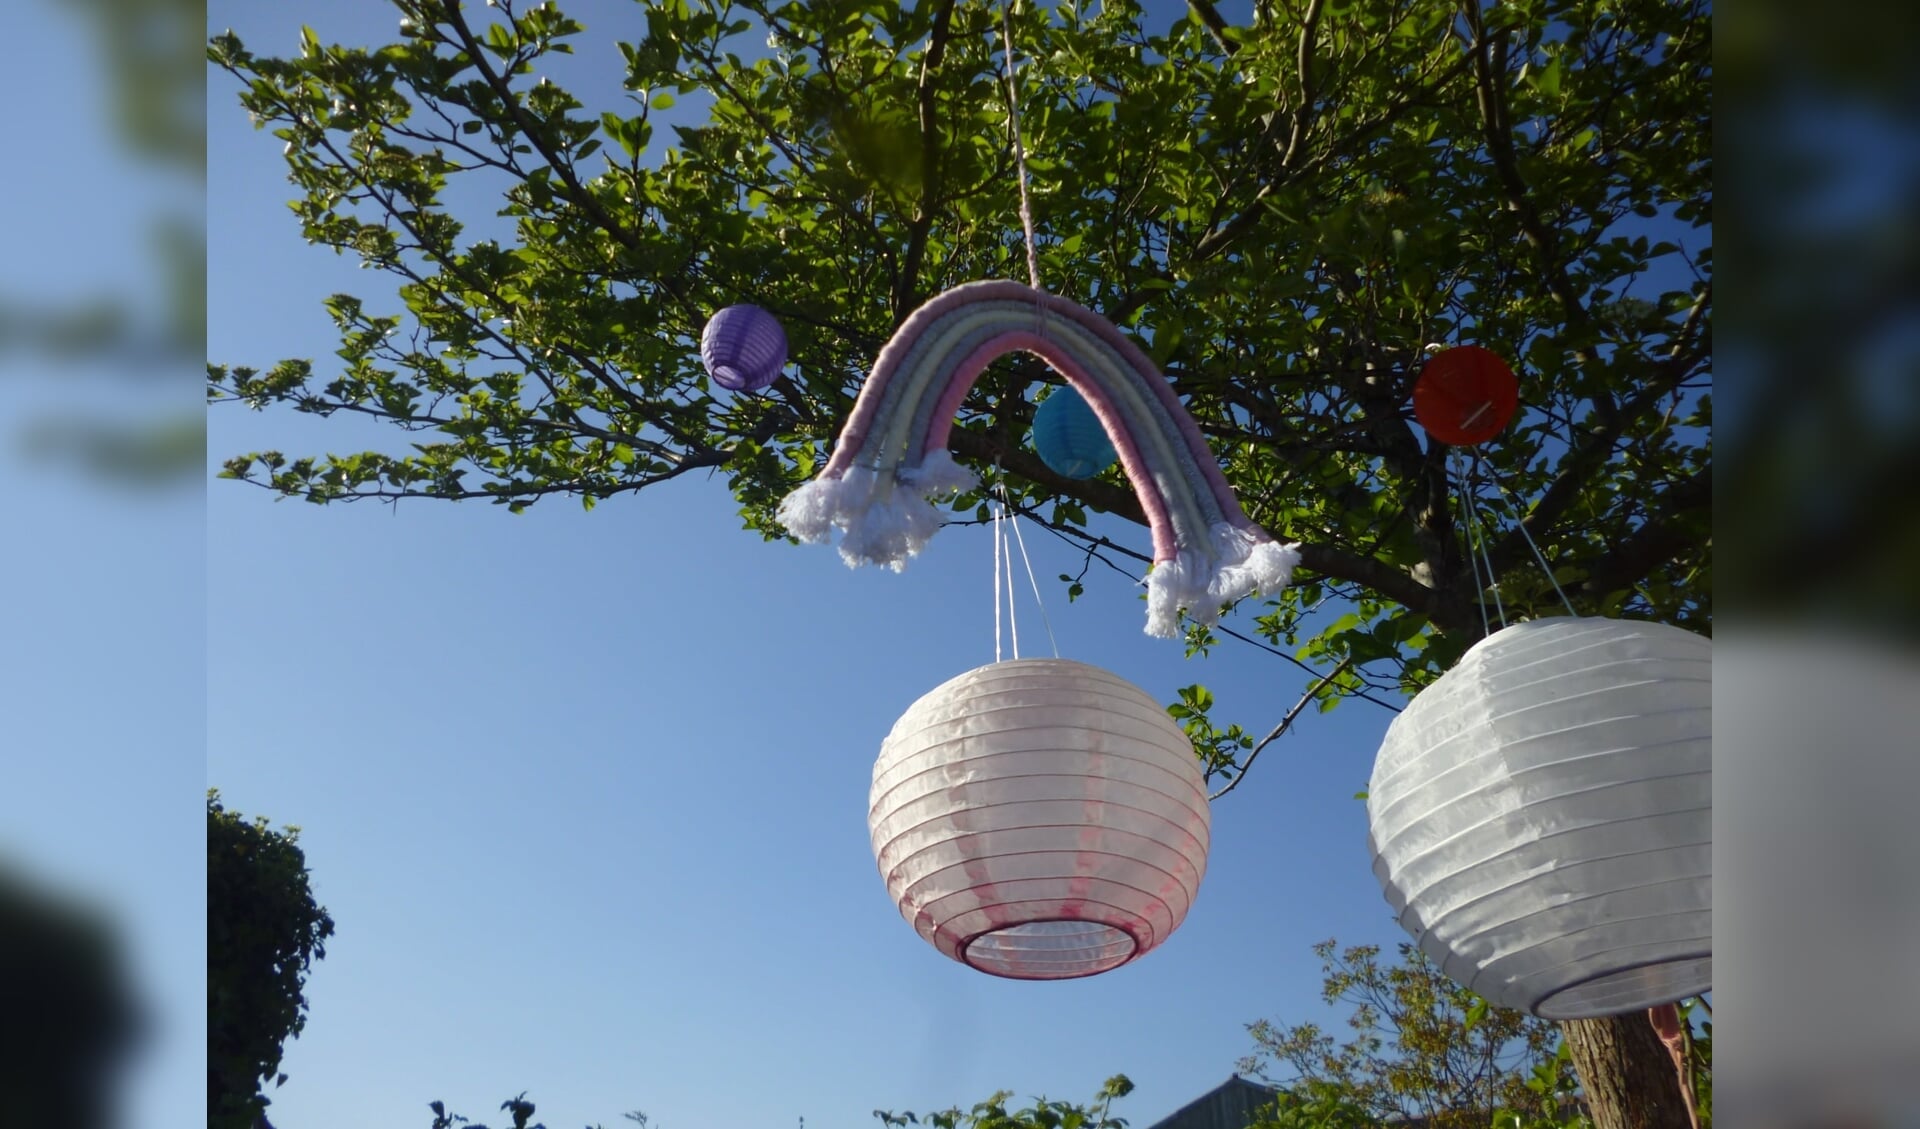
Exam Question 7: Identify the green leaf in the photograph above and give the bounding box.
[1464,997,1488,1031]
[1534,56,1562,98]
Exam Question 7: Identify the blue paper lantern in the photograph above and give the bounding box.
[700,304,787,392]
[1031,386,1117,479]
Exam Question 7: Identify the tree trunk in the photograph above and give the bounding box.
[1563,1014,1692,1129]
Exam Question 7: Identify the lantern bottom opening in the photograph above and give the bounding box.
[960,918,1141,980]
[1531,953,1712,1020]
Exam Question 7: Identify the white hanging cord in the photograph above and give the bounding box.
[1461,460,1507,630]
[992,0,1057,660]
[1454,454,1492,640]
[992,492,1006,662]
[1000,484,1062,658]
[999,0,1042,291]
[1473,450,1580,618]
[1003,498,1023,658]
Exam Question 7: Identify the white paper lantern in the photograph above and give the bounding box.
[1367,617,1711,1019]
[869,659,1211,979]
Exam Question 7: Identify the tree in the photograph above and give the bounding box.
[1239,940,1576,1129]
[428,1093,549,1129]
[1239,943,1712,1129]
[208,790,337,1129]
[0,865,141,1129]
[1558,1004,1703,1129]
[421,1080,1131,1129]
[874,1074,1136,1129]
[208,2,1710,1125]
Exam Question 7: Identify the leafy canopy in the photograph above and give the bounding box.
[1239,940,1711,1129]
[874,1074,1136,1129]
[422,1079,1135,1129]
[1243,940,1571,1128]
[208,790,337,1129]
[208,0,1709,738]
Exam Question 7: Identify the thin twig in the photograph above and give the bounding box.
[1185,0,1238,54]
[1210,622,1405,713]
[1211,656,1355,800]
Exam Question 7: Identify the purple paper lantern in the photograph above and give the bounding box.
[700,304,788,392]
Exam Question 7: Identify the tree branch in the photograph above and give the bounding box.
[1191,49,1473,262]
[1282,0,1326,170]
[948,424,1457,629]
[1484,329,1707,580]
[439,4,643,257]
[949,426,1147,521]
[1210,657,1353,799]
[895,0,957,315]
[1577,468,1711,600]
[1185,0,1239,55]
[227,445,733,505]
[293,95,700,450]
[1460,0,1593,348]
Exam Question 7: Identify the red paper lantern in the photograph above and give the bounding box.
[1412,346,1519,446]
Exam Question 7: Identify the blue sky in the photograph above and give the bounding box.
[205,3,1449,1127]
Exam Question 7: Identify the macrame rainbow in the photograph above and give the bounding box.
[778,280,1300,637]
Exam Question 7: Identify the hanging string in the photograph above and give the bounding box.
[1454,453,1492,640]
[999,0,1042,291]
[1003,497,1023,658]
[1472,450,1580,618]
[992,490,1006,662]
[1000,483,1062,658]
[1460,459,1507,630]
[988,0,1060,661]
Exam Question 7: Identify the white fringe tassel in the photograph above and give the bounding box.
[1143,523,1301,639]
[775,450,979,572]
[781,463,1300,637]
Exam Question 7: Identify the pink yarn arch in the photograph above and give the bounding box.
[778,281,1298,636]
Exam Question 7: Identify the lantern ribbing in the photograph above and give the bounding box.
[699,305,787,392]
[870,659,1211,979]
[1366,616,1712,1018]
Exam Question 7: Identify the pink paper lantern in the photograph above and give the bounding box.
[868,659,1211,979]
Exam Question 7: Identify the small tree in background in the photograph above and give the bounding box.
[421,1081,1131,1129]
[875,1074,1136,1129]
[208,789,336,1129]
[0,865,141,1129]
[1240,940,1576,1129]
[428,1093,556,1129]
